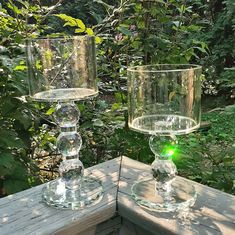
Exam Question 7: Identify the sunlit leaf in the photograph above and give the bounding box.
[14,65,27,71]
[95,36,102,44]
[86,28,94,36]
[76,19,86,30]
[55,14,77,27]
[75,28,85,33]
[46,107,55,115]
[169,91,176,101]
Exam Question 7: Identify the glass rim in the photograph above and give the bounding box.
[127,64,202,73]
[25,35,94,42]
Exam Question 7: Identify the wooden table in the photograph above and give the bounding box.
[0,156,235,235]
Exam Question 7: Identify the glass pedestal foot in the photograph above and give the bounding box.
[131,177,197,212]
[42,176,103,210]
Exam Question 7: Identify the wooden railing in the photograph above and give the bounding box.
[1,156,235,235]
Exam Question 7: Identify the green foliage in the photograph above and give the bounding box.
[55,14,86,31]
[94,0,210,107]
[54,13,102,43]
[45,0,106,35]
[195,0,235,95]
[0,0,63,196]
[216,68,235,98]
[175,110,235,194]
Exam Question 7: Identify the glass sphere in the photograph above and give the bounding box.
[54,102,80,127]
[149,135,178,159]
[57,131,82,157]
[59,159,84,190]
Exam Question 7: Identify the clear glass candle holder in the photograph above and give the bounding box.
[26,36,103,210]
[127,64,202,212]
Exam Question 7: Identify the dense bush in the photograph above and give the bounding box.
[0,0,63,196]
[176,109,235,195]
[195,0,235,95]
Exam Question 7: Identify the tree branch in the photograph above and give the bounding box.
[41,0,64,21]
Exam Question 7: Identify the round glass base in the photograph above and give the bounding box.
[42,176,103,210]
[132,178,197,212]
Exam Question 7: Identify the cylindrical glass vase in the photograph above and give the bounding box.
[26,36,102,210]
[127,64,202,212]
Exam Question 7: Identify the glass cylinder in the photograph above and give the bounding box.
[26,36,98,102]
[128,64,201,135]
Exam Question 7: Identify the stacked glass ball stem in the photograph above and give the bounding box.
[26,36,103,210]
[127,64,202,212]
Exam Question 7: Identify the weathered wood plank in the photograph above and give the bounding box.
[118,156,235,235]
[118,218,155,235]
[74,226,96,235]
[0,157,121,235]
[77,215,121,235]
[95,215,121,235]
[1,156,235,235]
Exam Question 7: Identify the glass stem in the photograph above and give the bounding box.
[55,101,84,190]
[149,135,178,202]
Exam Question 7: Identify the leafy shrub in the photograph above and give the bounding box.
[197,0,235,94]
[217,68,235,98]
[0,0,62,196]
[176,110,235,194]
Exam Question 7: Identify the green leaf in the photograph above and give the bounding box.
[76,19,86,30]
[194,46,207,53]
[14,110,32,130]
[86,28,94,36]
[77,103,85,112]
[55,14,77,27]
[0,153,15,169]
[3,179,29,195]
[131,40,141,49]
[1,99,16,116]
[187,25,203,32]
[46,107,55,115]
[95,36,102,44]
[75,28,85,33]
[118,26,132,37]
[169,91,176,101]
[36,60,42,69]
[112,103,120,111]
[64,21,77,27]
[7,1,21,15]
[14,65,27,71]
[179,4,186,13]
[0,129,24,148]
